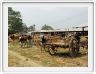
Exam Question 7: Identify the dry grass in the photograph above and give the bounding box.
[8,40,88,67]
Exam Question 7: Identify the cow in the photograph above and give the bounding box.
[19,34,32,48]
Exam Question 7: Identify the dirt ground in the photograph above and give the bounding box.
[8,40,88,67]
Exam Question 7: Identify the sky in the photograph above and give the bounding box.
[12,7,88,30]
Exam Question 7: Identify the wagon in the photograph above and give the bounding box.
[46,37,80,57]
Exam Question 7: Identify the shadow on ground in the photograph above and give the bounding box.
[52,51,87,58]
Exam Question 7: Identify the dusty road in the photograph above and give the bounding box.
[8,50,42,67]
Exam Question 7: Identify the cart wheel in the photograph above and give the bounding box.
[70,48,79,57]
[48,46,56,55]
[69,39,79,57]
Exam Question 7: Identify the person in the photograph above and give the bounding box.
[74,32,80,52]
[41,36,47,50]
[42,36,47,44]
[74,32,80,44]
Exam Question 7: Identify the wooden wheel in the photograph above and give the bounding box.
[48,45,57,55]
[69,39,79,57]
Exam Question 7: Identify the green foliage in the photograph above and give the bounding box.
[28,24,35,31]
[23,24,28,33]
[41,24,54,30]
[8,7,26,34]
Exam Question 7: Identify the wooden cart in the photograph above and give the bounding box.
[46,38,80,57]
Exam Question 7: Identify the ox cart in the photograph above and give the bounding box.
[46,38,80,57]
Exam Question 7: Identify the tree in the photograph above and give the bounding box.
[8,7,24,34]
[23,24,28,33]
[41,24,53,30]
[28,24,35,31]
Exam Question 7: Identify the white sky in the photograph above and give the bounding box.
[12,7,88,30]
